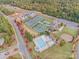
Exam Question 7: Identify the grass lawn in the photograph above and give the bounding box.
[30,42,72,59]
[56,31,63,39]
[39,43,72,59]
[55,26,78,39]
[7,53,22,59]
[0,47,4,52]
[46,18,53,23]
[0,6,15,15]
[63,27,77,37]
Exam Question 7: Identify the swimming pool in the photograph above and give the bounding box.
[36,38,46,49]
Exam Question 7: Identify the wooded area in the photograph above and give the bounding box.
[0,0,79,23]
[0,16,14,46]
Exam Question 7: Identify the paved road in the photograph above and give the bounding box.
[75,36,79,59]
[7,16,32,59]
[51,18,79,30]
[76,43,79,59]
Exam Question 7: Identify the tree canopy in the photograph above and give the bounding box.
[0,0,79,23]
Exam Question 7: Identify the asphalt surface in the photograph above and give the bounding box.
[0,45,17,59]
[51,18,79,30]
[7,16,32,59]
[76,42,79,59]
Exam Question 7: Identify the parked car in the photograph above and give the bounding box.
[5,52,9,55]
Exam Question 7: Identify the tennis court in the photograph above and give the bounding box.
[25,15,52,32]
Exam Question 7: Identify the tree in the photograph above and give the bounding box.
[40,31,50,35]
[7,56,18,59]
[0,0,79,23]
[0,15,14,47]
[0,6,15,15]
[25,32,33,42]
[59,40,65,47]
